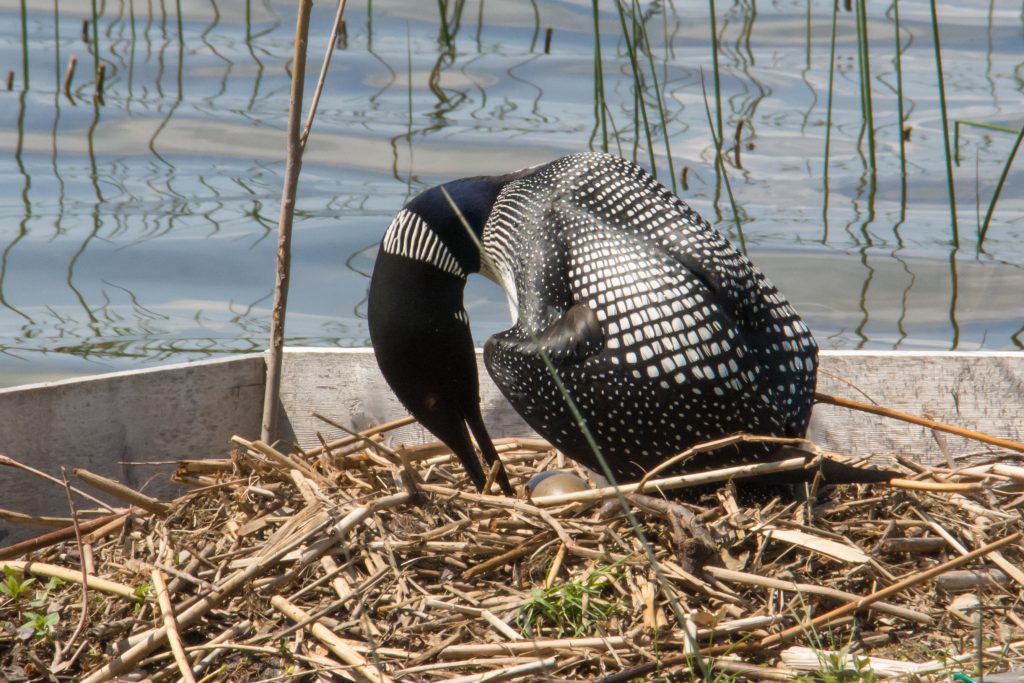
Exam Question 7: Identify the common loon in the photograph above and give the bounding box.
[367,153,820,494]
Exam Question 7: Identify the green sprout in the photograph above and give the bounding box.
[0,566,36,602]
[516,564,624,638]
[18,610,59,640]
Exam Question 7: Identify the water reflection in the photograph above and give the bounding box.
[0,0,1022,386]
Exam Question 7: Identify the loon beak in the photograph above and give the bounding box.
[415,389,514,496]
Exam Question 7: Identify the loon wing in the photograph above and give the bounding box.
[483,222,793,476]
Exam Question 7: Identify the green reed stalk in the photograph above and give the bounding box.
[708,0,724,154]
[613,0,657,177]
[90,0,99,77]
[590,0,609,152]
[700,72,746,253]
[20,0,29,89]
[631,0,677,192]
[977,124,1024,247]
[929,0,958,245]
[855,0,876,172]
[603,101,625,157]
[821,0,839,237]
[955,120,1020,164]
[437,0,451,47]
[632,77,641,162]
[957,120,1019,135]
[892,0,906,194]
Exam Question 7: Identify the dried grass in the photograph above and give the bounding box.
[2,422,1024,682]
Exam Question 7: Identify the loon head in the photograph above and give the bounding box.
[368,174,516,495]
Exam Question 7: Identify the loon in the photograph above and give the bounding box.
[368,153,822,495]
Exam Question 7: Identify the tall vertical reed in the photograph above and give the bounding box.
[821,0,840,239]
[437,0,451,47]
[612,0,657,177]
[977,124,1024,247]
[700,73,746,253]
[891,0,907,210]
[590,1,609,152]
[707,0,724,152]
[855,0,876,172]
[20,0,29,89]
[707,0,728,222]
[929,0,958,245]
[630,0,677,192]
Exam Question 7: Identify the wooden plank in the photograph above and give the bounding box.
[1,348,1020,544]
[812,351,1024,465]
[279,348,1024,467]
[0,355,265,544]
[276,348,533,455]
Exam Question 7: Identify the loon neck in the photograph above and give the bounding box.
[404,167,539,274]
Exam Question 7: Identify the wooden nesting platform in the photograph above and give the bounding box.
[1,407,1023,681]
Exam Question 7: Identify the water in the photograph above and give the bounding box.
[0,0,1021,388]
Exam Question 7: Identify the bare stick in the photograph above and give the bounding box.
[303,415,416,457]
[312,413,401,464]
[815,391,1024,453]
[704,566,932,624]
[639,433,816,486]
[529,456,809,507]
[0,508,77,529]
[888,478,981,492]
[0,561,136,599]
[73,468,170,514]
[61,468,90,651]
[262,0,313,442]
[759,531,1021,648]
[299,0,349,149]
[152,569,197,683]
[444,657,557,683]
[482,459,503,495]
[0,513,126,561]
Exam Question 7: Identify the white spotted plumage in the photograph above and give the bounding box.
[481,153,818,481]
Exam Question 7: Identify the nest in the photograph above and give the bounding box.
[1,417,1024,682]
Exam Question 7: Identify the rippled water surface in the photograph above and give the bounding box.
[0,0,1021,386]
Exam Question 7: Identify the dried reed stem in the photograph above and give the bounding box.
[151,569,197,683]
[760,531,1022,647]
[73,468,170,514]
[530,456,809,506]
[816,391,1024,453]
[0,560,136,599]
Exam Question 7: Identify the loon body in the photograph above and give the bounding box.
[368,153,819,492]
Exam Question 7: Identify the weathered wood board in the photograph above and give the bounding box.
[279,349,1024,467]
[812,352,1024,462]
[275,348,534,457]
[1,348,1021,545]
[0,355,264,544]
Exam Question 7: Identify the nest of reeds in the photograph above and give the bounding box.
[1,418,1024,682]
